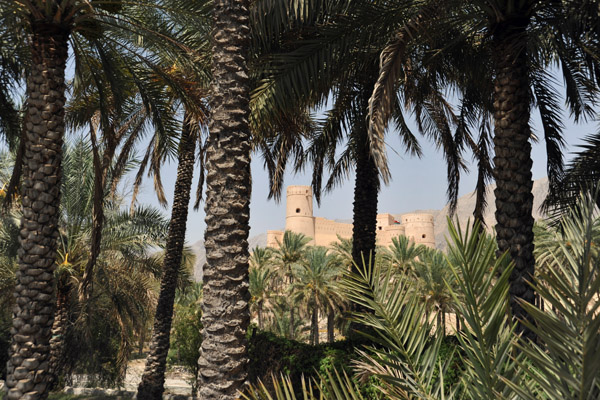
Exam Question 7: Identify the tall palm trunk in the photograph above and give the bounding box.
[311,304,319,346]
[6,27,69,400]
[492,18,536,341]
[327,306,334,343]
[349,79,379,341]
[351,135,380,272]
[197,0,252,397]
[48,280,71,388]
[137,116,197,400]
[288,274,295,340]
[257,302,264,330]
[351,77,380,273]
[79,128,117,302]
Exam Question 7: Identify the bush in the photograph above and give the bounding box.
[167,283,202,392]
[248,330,379,398]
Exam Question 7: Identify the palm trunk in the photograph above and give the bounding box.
[79,127,116,303]
[137,115,197,400]
[327,306,335,343]
[349,76,380,339]
[197,0,252,397]
[350,137,379,272]
[351,73,380,274]
[492,19,536,341]
[289,274,295,340]
[6,27,69,400]
[49,282,71,388]
[441,311,446,337]
[258,303,263,330]
[312,305,319,346]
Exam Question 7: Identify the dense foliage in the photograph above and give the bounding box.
[167,283,203,392]
[246,194,600,399]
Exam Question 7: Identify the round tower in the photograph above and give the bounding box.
[401,213,435,248]
[285,185,315,243]
[384,224,406,246]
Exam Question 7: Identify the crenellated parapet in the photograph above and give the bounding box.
[266,186,436,249]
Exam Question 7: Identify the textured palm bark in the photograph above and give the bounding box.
[327,307,334,343]
[137,118,197,400]
[48,282,71,388]
[79,131,116,303]
[6,27,68,400]
[311,305,319,346]
[492,20,536,341]
[197,0,252,398]
[350,132,380,274]
[257,303,264,330]
[352,75,380,275]
[288,275,295,340]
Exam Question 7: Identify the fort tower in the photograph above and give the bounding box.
[285,185,315,243]
[401,213,435,248]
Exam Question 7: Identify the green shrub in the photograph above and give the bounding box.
[247,330,380,398]
[167,283,202,392]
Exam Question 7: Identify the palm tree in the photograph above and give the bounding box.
[249,266,273,331]
[249,246,274,330]
[47,139,170,386]
[197,0,254,397]
[251,1,472,281]
[273,231,311,339]
[290,246,345,345]
[381,235,425,276]
[3,2,70,394]
[412,248,456,336]
[1,1,197,396]
[137,114,200,400]
[360,0,599,338]
[543,131,600,217]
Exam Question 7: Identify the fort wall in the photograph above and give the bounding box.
[265,186,435,250]
[266,230,284,248]
[402,213,435,248]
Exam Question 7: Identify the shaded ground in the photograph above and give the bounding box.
[0,359,194,400]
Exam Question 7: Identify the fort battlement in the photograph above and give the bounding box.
[267,186,435,249]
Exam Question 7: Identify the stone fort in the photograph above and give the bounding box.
[266,185,435,249]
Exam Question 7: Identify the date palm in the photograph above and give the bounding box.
[137,113,201,400]
[289,246,345,345]
[361,0,599,338]
[273,231,311,340]
[464,0,598,339]
[412,248,456,336]
[52,139,169,383]
[381,235,425,276]
[252,1,479,279]
[196,0,254,397]
[0,140,170,387]
[249,246,275,330]
[1,1,198,397]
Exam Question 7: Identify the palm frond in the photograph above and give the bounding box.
[511,192,600,400]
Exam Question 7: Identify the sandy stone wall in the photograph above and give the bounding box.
[402,213,435,248]
[266,186,435,250]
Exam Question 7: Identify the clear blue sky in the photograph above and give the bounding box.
[136,109,598,245]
